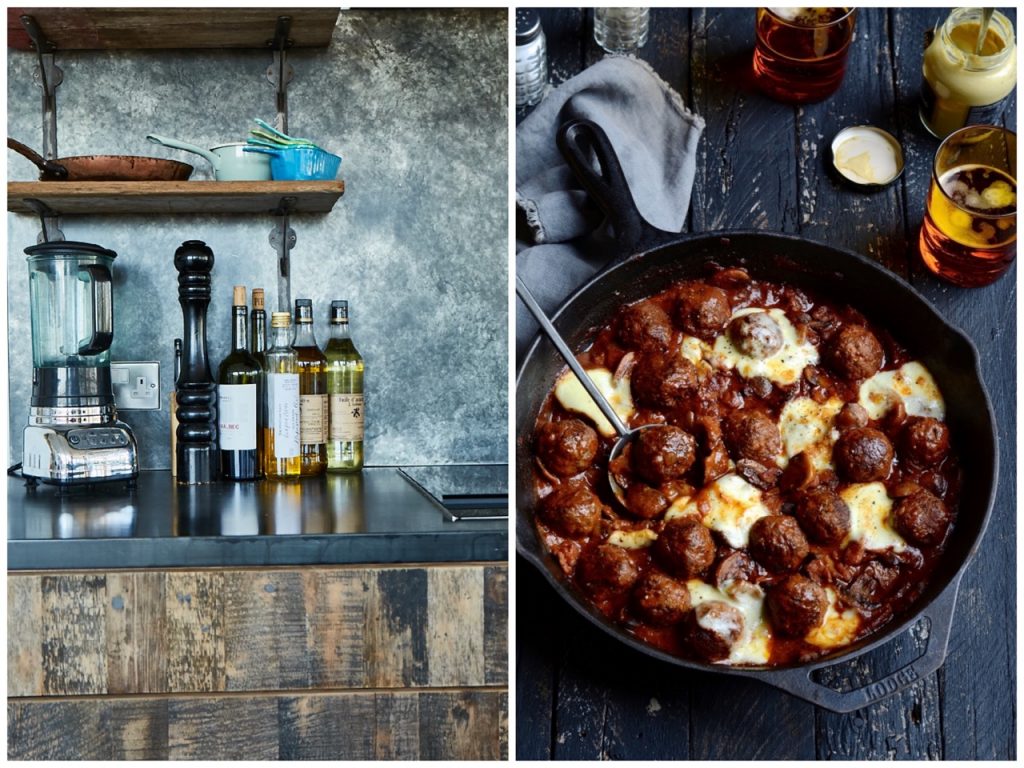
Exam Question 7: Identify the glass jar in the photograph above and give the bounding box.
[920,8,1017,139]
[594,8,650,55]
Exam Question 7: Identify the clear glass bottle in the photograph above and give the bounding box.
[264,312,301,480]
[516,9,548,108]
[217,286,262,480]
[325,300,365,473]
[594,8,650,54]
[292,299,327,476]
[920,8,1017,138]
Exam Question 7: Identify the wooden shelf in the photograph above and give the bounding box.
[8,180,345,215]
[8,8,340,50]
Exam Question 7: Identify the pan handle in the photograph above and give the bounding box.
[7,137,68,179]
[146,134,220,170]
[742,576,961,713]
[556,119,654,257]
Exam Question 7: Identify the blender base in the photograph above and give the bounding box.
[23,422,139,485]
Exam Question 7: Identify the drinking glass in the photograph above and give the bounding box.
[919,125,1016,287]
[594,8,650,54]
[752,7,856,103]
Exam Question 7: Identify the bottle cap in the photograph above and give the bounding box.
[252,288,265,310]
[271,311,292,328]
[233,285,246,306]
[294,298,313,323]
[330,300,349,323]
[830,126,905,190]
[516,9,541,45]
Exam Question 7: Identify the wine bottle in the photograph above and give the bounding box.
[325,300,365,472]
[264,312,301,479]
[292,299,328,476]
[217,286,262,480]
[250,288,268,470]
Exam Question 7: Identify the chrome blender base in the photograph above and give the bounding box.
[23,421,139,485]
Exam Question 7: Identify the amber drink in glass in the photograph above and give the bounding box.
[919,125,1016,287]
[753,7,856,103]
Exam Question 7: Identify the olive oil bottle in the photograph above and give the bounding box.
[292,299,327,476]
[264,312,301,479]
[217,286,262,480]
[325,300,365,472]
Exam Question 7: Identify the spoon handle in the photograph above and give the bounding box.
[516,275,629,437]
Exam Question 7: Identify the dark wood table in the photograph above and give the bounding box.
[516,8,1015,760]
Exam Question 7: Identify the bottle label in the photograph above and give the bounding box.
[268,373,300,457]
[330,393,365,441]
[300,393,328,444]
[217,384,257,450]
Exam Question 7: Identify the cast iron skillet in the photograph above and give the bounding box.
[516,119,998,713]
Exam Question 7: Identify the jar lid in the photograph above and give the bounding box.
[830,126,905,189]
[24,240,117,259]
[516,9,541,45]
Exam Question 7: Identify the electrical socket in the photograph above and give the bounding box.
[111,361,161,411]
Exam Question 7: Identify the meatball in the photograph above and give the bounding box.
[728,311,784,359]
[576,544,640,596]
[834,427,894,482]
[794,487,851,545]
[632,426,697,485]
[632,570,691,626]
[899,417,951,468]
[631,352,698,409]
[625,482,670,519]
[618,301,673,352]
[824,324,884,380]
[713,550,758,588]
[536,419,599,477]
[723,410,782,466]
[683,601,743,661]
[538,484,602,538]
[675,283,731,341]
[892,489,950,546]
[766,575,828,638]
[654,517,716,579]
[748,515,809,572]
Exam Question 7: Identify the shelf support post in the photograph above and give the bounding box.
[270,197,298,313]
[266,15,295,134]
[21,15,64,242]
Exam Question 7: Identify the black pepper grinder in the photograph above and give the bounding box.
[174,240,218,484]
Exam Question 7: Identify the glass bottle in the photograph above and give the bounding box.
[920,8,1017,138]
[325,300,365,473]
[250,287,268,469]
[217,286,262,480]
[292,299,328,476]
[264,312,301,479]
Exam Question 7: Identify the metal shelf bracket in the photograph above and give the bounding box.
[270,197,298,312]
[266,15,294,135]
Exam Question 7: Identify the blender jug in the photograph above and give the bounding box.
[23,241,138,484]
[27,241,116,406]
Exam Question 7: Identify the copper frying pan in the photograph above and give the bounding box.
[8,138,193,181]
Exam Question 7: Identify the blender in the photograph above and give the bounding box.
[21,241,138,485]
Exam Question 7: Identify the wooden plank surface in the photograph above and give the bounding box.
[7,8,339,50]
[516,6,1015,760]
[8,563,506,698]
[7,180,345,215]
[8,690,507,760]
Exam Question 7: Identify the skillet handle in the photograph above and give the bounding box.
[556,119,650,256]
[747,577,961,713]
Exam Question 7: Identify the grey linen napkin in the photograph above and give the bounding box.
[515,56,705,364]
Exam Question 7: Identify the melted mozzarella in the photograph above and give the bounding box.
[687,580,771,665]
[805,588,862,649]
[607,528,658,549]
[858,361,945,420]
[680,335,715,376]
[778,396,844,471]
[841,482,906,552]
[710,308,818,386]
[666,473,770,548]
[554,367,634,437]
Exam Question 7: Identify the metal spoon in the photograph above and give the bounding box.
[974,8,994,55]
[516,275,650,506]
